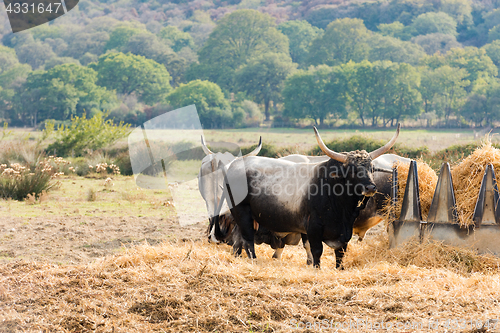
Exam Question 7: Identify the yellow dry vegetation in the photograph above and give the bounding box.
[1,238,500,332]
[451,140,500,227]
[384,138,500,227]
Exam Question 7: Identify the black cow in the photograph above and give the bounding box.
[224,125,400,268]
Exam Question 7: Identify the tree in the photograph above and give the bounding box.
[0,46,31,121]
[308,18,371,67]
[44,57,81,70]
[157,26,195,52]
[461,79,500,126]
[91,52,172,105]
[418,65,469,124]
[377,21,412,41]
[167,80,235,128]
[488,25,500,43]
[14,64,114,126]
[343,60,421,127]
[277,20,322,66]
[15,36,56,70]
[283,65,347,126]
[105,23,147,51]
[63,31,110,59]
[482,40,500,69]
[194,9,289,90]
[369,34,425,65]
[235,53,297,121]
[411,33,462,55]
[410,12,458,37]
[439,0,473,27]
[444,47,498,85]
[384,62,422,126]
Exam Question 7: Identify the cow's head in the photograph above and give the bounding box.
[200,135,262,243]
[313,124,400,198]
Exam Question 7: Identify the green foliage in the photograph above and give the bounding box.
[157,26,195,52]
[395,145,430,159]
[167,80,234,128]
[432,143,480,164]
[308,135,387,156]
[240,142,279,158]
[307,134,429,158]
[411,33,461,55]
[368,34,426,65]
[377,22,412,41]
[105,24,147,51]
[482,41,500,69]
[460,79,500,126]
[418,65,469,123]
[308,18,370,66]
[194,9,289,90]
[235,52,296,120]
[278,20,322,66]
[91,52,172,105]
[46,112,131,157]
[343,60,422,126]
[14,64,114,127]
[283,65,347,125]
[410,12,458,37]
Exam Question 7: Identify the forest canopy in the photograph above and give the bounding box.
[1,0,500,128]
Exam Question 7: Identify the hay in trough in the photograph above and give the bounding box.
[451,138,500,227]
[382,159,438,222]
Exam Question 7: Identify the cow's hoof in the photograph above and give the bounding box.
[306,259,313,265]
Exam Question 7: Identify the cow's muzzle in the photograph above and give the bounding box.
[362,184,376,197]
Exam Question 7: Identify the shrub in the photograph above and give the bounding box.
[46,113,131,157]
[395,146,430,159]
[0,157,66,201]
[241,142,278,158]
[308,135,387,156]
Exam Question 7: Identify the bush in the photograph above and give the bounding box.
[0,157,66,200]
[308,135,387,156]
[46,113,131,157]
[395,146,430,159]
[241,142,279,158]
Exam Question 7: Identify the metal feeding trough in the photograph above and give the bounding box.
[388,161,500,255]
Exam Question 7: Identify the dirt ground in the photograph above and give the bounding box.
[0,215,207,264]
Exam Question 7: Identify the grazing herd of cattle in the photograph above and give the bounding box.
[198,126,409,268]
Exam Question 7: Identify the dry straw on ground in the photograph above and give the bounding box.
[1,239,500,332]
[451,139,500,226]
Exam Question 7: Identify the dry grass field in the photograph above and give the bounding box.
[2,129,500,332]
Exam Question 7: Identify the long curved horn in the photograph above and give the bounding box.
[201,135,213,155]
[242,136,262,157]
[369,123,400,160]
[313,127,347,163]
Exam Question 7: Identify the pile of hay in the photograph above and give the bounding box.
[451,140,500,227]
[383,159,438,221]
[384,138,500,227]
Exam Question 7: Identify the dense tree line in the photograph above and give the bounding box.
[2,0,500,128]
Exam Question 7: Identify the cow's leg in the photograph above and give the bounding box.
[334,243,348,269]
[272,247,284,260]
[232,236,243,257]
[307,221,324,268]
[232,205,256,259]
[301,234,313,265]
